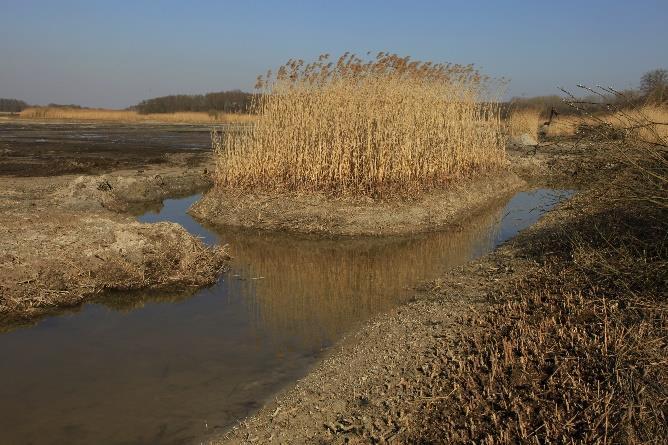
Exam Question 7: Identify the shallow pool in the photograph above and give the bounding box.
[0,188,572,445]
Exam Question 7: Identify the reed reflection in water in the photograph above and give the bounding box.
[217,200,505,348]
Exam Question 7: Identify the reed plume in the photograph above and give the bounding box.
[213,52,507,197]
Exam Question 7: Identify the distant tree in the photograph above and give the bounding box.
[0,98,29,112]
[47,103,85,109]
[135,90,254,114]
[640,69,667,103]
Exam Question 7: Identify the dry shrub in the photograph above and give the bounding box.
[507,108,541,139]
[406,91,668,443]
[598,105,668,146]
[545,114,579,137]
[212,52,507,197]
[407,188,667,443]
[561,87,667,209]
[19,107,255,124]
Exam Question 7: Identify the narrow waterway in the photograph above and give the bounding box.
[0,189,572,445]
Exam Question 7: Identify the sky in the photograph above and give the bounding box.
[1,0,667,109]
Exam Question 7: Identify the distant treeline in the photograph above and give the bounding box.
[504,69,667,118]
[0,98,29,112]
[46,103,87,109]
[503,91,643,118]
[134,90,254,114]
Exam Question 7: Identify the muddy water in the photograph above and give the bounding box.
[0,189,571,445]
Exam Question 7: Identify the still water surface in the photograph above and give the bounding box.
[0,189,571,445]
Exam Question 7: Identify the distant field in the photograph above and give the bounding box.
[506,104,668,141]
[18,107,255,124]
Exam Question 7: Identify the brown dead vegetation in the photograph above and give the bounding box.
[214,113,667,444]
[408,187,667,443]
[0,213,228,317]
[401,101,668,443]
[0,162,227,320]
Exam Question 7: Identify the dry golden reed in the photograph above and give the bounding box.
[19,107,255,124]
[600,104,668,145]
[507,108,541,140]
[213,52,507,197]
[544,115,579,137]
[538,104,668,140]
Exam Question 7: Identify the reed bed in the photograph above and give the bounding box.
[507,108,541,140]
[524,106,668,140]
[545,115,580,137]
[19,107,255,124]
[213,52,507,197]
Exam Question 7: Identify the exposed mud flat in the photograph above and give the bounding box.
[0,119,212,176]
[0,159,227,320]
[192,172,526,236]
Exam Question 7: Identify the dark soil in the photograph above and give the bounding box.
[0,120,211,176]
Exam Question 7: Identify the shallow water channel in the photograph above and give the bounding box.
[0,189,571,445]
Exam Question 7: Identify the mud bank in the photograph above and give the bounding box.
[0,161,227,320]
[0,120,212,176]
[192,171,525,236]
[59,162,213,213]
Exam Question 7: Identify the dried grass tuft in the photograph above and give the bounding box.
[507,108,541,140]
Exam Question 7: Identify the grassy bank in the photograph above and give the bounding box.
[0,163,228,320]
[212,53,507,198]
[18,107,255,124]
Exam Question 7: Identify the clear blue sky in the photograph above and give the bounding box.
[1,0,666,108]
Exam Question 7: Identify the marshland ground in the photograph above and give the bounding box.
[0,102,665,444]
[0,118,228,320]
[216,137,667,444]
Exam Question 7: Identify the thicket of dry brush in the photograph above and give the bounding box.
[409,93,667,443]
[212,52,507,197]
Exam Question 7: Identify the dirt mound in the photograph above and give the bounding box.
[0,211,228,318]
[61,168,212,212]
[192,172,525,236]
